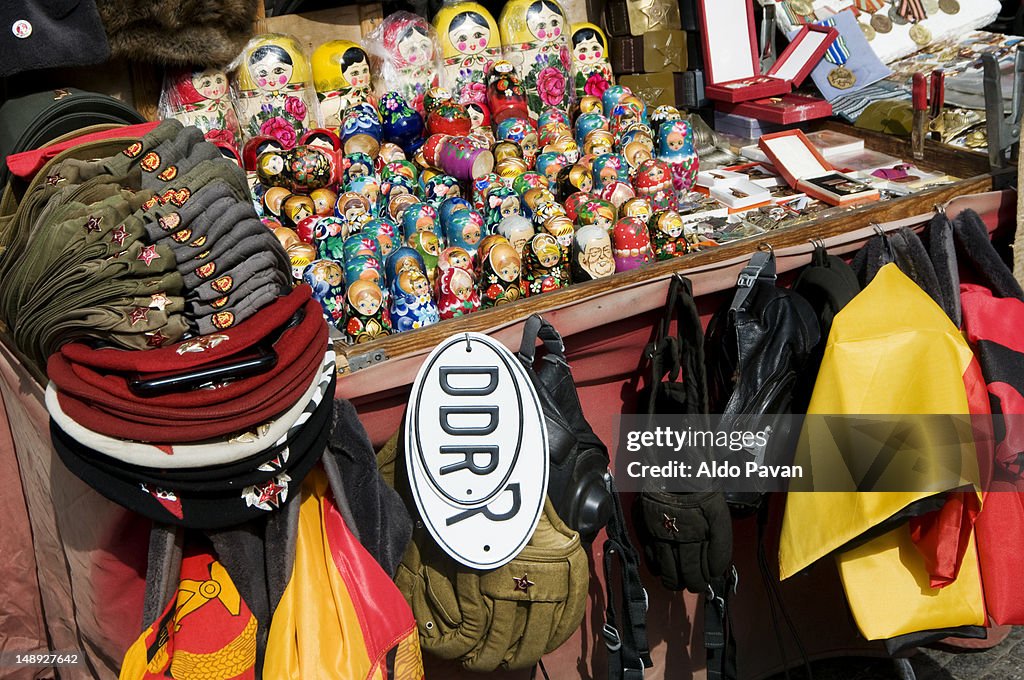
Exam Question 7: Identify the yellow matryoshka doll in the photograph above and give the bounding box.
[434,1,502,107]
[570,23,614,101]
[499,0,574,119]
[311,40,376,129]
[232,34,317,145]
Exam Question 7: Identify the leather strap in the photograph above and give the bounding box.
[518,313,566,366]
[730,250,777,313]
[704,566,738,680]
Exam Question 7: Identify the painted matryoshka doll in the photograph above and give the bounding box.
[344,152,377,184]
[311,41,375,128]
[437,267,481,319]
[520,232,568,296]
[408,230,442,285]
[437,245,476,280]
[650,105,682,132]
[344,253,384,290]
[334,192,373,232]
[570,23,614,100]
[592,153,629,190]
[497,214,535,259]
[345,279,391,342]
[303,259,347,327]
[434,2,502,106]
[600,180,635,208]
[649,210,688,260]
[368,12,443,116]
[542,214,575,261]
[534,152,570,186]
[601,84,631,117]
[378,92,426,156]
[632,158,677,211]
[657,120,699,193]
[444,208,486,260]
[575,198,616,232]
[390,266,441,331]
[572,224,615,282]
[384,246,428,286]
[362,218,398,259]
[340,105,383,157]
[484,186,523,232]
[555,163,593,203]
[423,173,462,208]
[499,0,574,119]
[232,34,316,145]
[583,129,615,158]
[311,187,338,216]
[562,191,594,223]
[161,67,241,146]
[486,60,530,123]
[402,201,442,243]
[620,197,653,222]
[613,216,654,272]
[283,194,315,226]
[480,240,522,307]
[345,175,382,217]
[496,117,539,167]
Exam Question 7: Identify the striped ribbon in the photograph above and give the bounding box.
[855,0,886,11]
[898,0,928,23]
[781,1,815,25]
[816,17,851,65]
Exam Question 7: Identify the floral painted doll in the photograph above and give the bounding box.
[632,158,677,211]
[390,266,440,331]
[484,186,523,232]
[409,230,442,286]
[311,41,375,128]
[570,23,614,100]
[592,153,629,191]
[437,246,476,281]
[368,12,443,116]
[499,0,574,118]
[434,2,503,106]
[648,210,688,260]
[161,67,241,147]
[657,119,699,193]
[345,279,391,343]
[520,232,568,296]
[613,216,654,272]
[384,246,428,288]
[437,266,481,319]
[232,34,316,146]
[402,201,443,244]
[303,259,347,327]
[480,239,522,307]
[444,208,486,260]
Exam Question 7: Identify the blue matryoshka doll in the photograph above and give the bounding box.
[422,173,462,208]
[362,218,398,259]
[389,265,440,332]
[656,119,699,193]
[444,207,486,259]
[574,112,608,148]
[601,84,630,117]
[484,185,522,233]
[344,253,384,288]
[496,116,539,166]
[438,196,474,232]
[344,175,382,217]
[342,232,379,262]
[592,153,629,191]
[303,259,347,328]
[378,91,425,154]
[534,152,569,186]
[401,201,443,243]
[343,152,377,184]
[384,246,428,288]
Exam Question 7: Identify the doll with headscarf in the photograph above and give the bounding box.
[437,266,481,319]
[499,0,574,118]
[390,266,441,331]
[657,119,699,193]
[345,279,392,343]
[311,41,376,128]
[367,12,444,116]
[648,210,688,260]
[434,2,503,106]
[520,232,568,296]
[161,67,242,147]
[303,259,347,327]
[232,34,317,146]
[479,238,522,307]
[570,23,614,100]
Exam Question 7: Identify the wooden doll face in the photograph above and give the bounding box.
[449,249,472,270]
[412,273,431,296]
[191,69,229,100]
[449,13,492,55]
[490,244,521,282]
[462,217,483,245]
[579,233,613,276]
[527,2,564,43]
[249,50,293,93]
[341,50,372,88]
[499,195,521,218]
[573,35,603,65]
[659,213,683,237]
[355,289,382,315]
[398,27,434,65]
[537,242,560,267]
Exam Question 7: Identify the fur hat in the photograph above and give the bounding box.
[96,0,260,67]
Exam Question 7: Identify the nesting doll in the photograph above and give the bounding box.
[303,259,347,327]
[532,200,567,228]
[649,210,688,260]
[340,105,383,157]
[592,153,629,191]
[345,176,382,217]
[555,163,593,202]
[423,173,462,208]
[650,105,682,132]
[385,191,421,225]
[480,240,522,307]
[161,67,241,146]
[345,279,391,342]
[377,92,426,155]
[534,152,570,186]
[390,266,440,331]
[334,192,373,232]
[578,95,602,114]
[283,194,315,226]
[401,201,442,243]
[583,130,615,158]
[511,172,549,198]
[310,187,338,217]
[484,186,523,232]
[572,224,615,282]
[632,159,677,211]
[287,242,318,282]
[575,198,616,231]
[496,117,539,167]
[542,214,575,261]
[613,217,654,272]
[495,157,529,187]
[426,101,472,137]
[471,172,503,212]
[232,34,316,145]
[362,218,398,259]
[570,23,614,100]
[438,196,472,227]
[311,41,375,128]
[499,0,574,118]
[539,122,572,148]
[545,135,579,164]
[408,230,442,285]
[434,2,502,106]
[620,197,653,222]
[344,153,377,184]
[344,254,383,290]
[367,12,443,116]
[381,159,419,185]
[466,102,495,147]
[437,246,476,280]
[656,120,699,193]
[561,191,593,223]
[444,208,486,259]
[521,187,557,222]
[600,180,636,208]
[497,214,535,258]
[437,267,481,319]
[486,60,530,123]
[520,232,568,296]
[601,84,631,117]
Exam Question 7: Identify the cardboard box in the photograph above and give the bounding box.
[618,72,684,108]
[605,0,682,36]
[611,30,688,74]
[758,130,880,206]
[263,4,382,55]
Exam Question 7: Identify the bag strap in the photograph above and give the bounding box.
[602,475,652,680]
[730,250,777,313]
[704,567,738,680]
[518,313,567,367]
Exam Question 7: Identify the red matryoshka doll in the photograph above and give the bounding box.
[632,158,677,211]
[570,23,614,100]
[649,210,688,260]
[345,279,392,342]
[480,239,523,307]
[367,12,443,116]
[434,2,503,106]
[622,139,653,177]
[161,67,241,146]
[283,194,316,226]
[600,180,635,208]
[572,223,615,282]
[575,198,616,232]
[466,102,495,147]
[613,216,654,272]
[311,41,375,128]
[486,60,530,123]
[232,34,316,145]
[437,267,481,319]
[437,245,476,280]
[499,0,574,119]
[520,232,568,296]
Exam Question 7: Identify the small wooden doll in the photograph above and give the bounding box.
[344,176,382,218]
[599,180,635,209]
[542,214,575,261]
[648,210,688,260]
[423,173,463,208]
[572,224,615,282]
[570,23,614,100]
[582,129,615,158]
[444,208,486,259]
[343,254,384,290]
[555,163,593,202]
[344,152,377,184]
[310,187,338,216]
[408,230,442,286]
[656,119,699,193]
[402,201,443,244]
[632,158,677,211]
[437,266,481,319]
[486,60,530,124]
[520,232,568,297]
[378,92,426,155]
[511,172,550,198]
[438,196,474,227]
[484,186,523,233]
[601,84,631,117]
[650,105,682,132]
[534,152,570,186]
[362,218,398,259]
[384,246,428,288]
[437,246,476,281]
[434,2,503,106]
[591,153,629,191]
[620,197,653,222]
[390,266,441,331]
[613,217,654,272]
[497,214,535,259]
[499,0,574,119]
[496,117,540,167]
[232,34,317,145]
[561,191,594,223]
[479,239,523,307]
[311,41,375,128]
[367,12,443,116]
[521,187,558,222]
[283,194,315,226]
[345,279,392,343]
[303,259,347,327]
[574,198,616,231]
[161,67,241,147]
[334,192,373,232]
[342,232,379,263]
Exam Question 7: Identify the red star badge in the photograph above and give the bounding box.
[257,479,287,506]
[149,293,170,311]
[127,307,149,326]
[110,225,129,246]
[512,574,535,592]
[84,215,102,233]
[45,174,64,186]
[146,330,168,347]
[137,244,160,266]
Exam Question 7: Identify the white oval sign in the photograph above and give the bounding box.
[406,332,548,570]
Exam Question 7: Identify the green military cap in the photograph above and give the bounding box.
[191,280,286,335]
[181,229,287,291]
[187,251,286,303]
[158,202,255,262]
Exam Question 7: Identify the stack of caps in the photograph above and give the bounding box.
[0,119,290,370]
[46,285,335,529]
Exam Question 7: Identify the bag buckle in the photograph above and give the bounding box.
[736,267,761,288]
[602,623,622,652]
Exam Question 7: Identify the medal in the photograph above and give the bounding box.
[938,0,959,13]
[871,13,893,32]
[818,17,857,91]
[910,24,932,46]
[860,22,877,40]
[923,0,939,13]
[828,66,857,89]
[789,0,814,15]
[889,6,908,25]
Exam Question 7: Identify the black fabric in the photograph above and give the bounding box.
[704,567,738,680]
[889,227,946,311]
[141,523,183,630]
[0,2,110,77]
[883,626,987,655]
[925,213,962,327]
[953,209,1024,300]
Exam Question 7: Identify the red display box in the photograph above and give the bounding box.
[716,94,833,125]
[758,130,880,207]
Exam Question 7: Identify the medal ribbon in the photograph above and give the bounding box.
[817,17,851,65]
[782,1,815,24]
[855,0,886,11]
[897,0,928,23]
